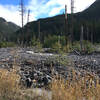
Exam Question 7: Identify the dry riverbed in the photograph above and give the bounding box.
[0,47,100,88]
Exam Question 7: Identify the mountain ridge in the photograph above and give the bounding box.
[14,0,100,43]
[0,17,20,41]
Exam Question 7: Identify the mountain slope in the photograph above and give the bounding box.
[14,0,100,43]
[0,17,20,41]
[77,0,100,20]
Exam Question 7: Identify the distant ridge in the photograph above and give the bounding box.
[14,0,100,43]
[0,17,20,41]
[78,0,100,20]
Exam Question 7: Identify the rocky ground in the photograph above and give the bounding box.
[0,47,100,87]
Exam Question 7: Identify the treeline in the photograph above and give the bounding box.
[11,14,100,44]
[1,0,100,50]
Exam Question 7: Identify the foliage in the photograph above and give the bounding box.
[72,41,81,51]
[30,37,38,46]
[0,17,20,42]
[43,35,95,54]
[83,40,95,53]
[0,42,16,48]
[0,0,99,46]
[43,35,67,53]
[14,0,100,44]
[30,37,43,52]
[63,43,72,53]
[44,35,58,48]
[51,42,62,53]
[54,54,72,67]
[71,40,95,53]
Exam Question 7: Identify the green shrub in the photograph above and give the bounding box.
[30,37,43,52]
[83,41,95,53]
[0,42,16,48]
[51,42,62,53]
[72,41,81,51]
[44,35,66,48]
[71,41,95,53]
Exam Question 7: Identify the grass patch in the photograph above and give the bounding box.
[0,68,100,100]
[51,73,100,100]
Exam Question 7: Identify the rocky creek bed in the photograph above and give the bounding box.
[0,47,100,87]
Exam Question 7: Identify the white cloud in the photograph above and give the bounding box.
[0,4,36,26]
[28,0,96,18]
[0,0,96,26]
[74,0,96,12]
[49,6,63,16]
[0,5,20,25]
[27,0,70,18]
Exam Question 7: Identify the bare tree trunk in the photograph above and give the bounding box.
[65,5,68,45]
[20,0,25,46]
[65,5,67,34]
[80,25,84,52]
[91,32,93,44]
[38,20,40,41]
[20,0,24,28]
[86,27,89,41]
[91,23,94,44]
[70,0,74,43]
[27,9,30,23]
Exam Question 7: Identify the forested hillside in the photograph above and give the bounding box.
[0,17,20,41]
[13,0,100,45]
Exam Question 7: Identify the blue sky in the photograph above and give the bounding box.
[0,0,96,26]
[0,0,28,5]
[0,0,18,5]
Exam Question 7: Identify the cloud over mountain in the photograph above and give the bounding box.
[0,0,96,26]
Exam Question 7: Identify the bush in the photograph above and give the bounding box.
[72,41,81,51]
[0,42,16,48]
[44,35,66,48]
[71,41,95,53]
[30,37,43,52]
[51,42,62,53]
[84,41,95,53]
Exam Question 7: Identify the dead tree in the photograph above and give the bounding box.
[38,20,40,41]
[20,0,24,28]
[91,23,94,44]
[25,9,30,45]
[27,9,30,23]
[65,5,67,34]
[80,25,84,52]
[86,27,89,41]
[19,0,25,45]
[65,5,69,45]
[91,31,93,44]
[70,0,74,43]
